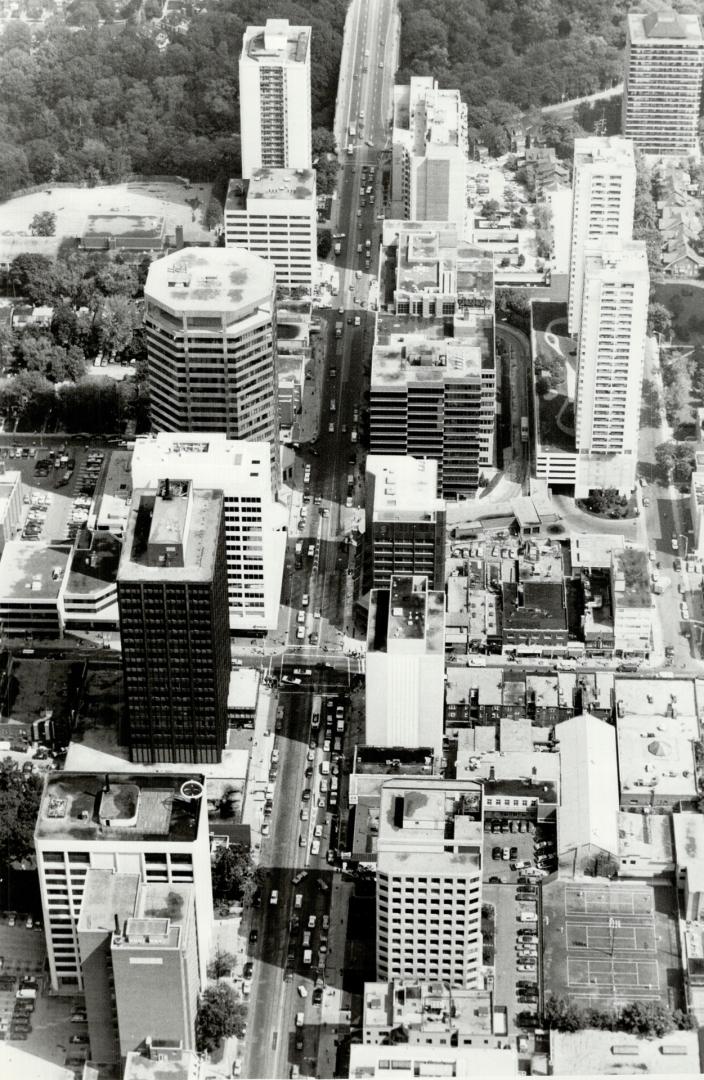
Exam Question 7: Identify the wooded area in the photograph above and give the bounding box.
[0,0,347,199]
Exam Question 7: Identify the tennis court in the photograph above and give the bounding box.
[542,879,681,1011]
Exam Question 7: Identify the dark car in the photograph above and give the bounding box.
[510,847,518,859]
[488,876,503,884]
[243,962,254,979]
[305,766,313,778]
[301,789,312,802]
[312,987,323,1005]
[249,929,259,944]
[492,846,501,860]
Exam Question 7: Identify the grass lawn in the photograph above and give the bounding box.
[654,281,704,430]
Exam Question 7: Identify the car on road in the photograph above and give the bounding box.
[261,822,270,836]
[672,536,679,551]
[302,789,312,802]
[302,594,309,607]
[249,929,258,944]
[270,890,279,905]
[311,839,320,856]
[674,557,682,571]
[300,808,309,821]
[298,985,308,998]
[314,825,323,839]
[307,749,315,762]
[243,961,254,978]
[297,610,306,625]
[313,987,323,1005]
[681,603,690,620]
[313,610,321,619]
[71,1011,87,1023]
[328,422,335,432]
[305,766,313,778]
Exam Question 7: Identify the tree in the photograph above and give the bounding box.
[29,211,56,237]
[542,995,586,1033]
[0,757,43,864]
[654,440,696,484]
[496,287,531,331]
[211,844,261,905]
[207,948,236,980]
[619,1001,674,1038]
[96,296,138,354]
[317,230,333,259]
[195,983,248,1053]
[8,254,58,305]
[482,199,502,220]
[647,303,672,340]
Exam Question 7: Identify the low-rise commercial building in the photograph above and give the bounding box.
[551,1029,701,1076]
[502,580,568,655]
[60,529,121,633]
[349,1044,518,1079]
[0,541,71,638]
[615,677,698,809]
[611,547,653,658]
[366,574,445,758]
[555,714,619,876]
[362,979,503,1048]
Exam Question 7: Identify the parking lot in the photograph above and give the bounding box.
[481,816,557,1031]
[0,914,89,1074]
[0,440,111,545]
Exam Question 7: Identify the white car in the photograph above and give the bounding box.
[302,594,309,607]
[313,610,321,619]
[314,825,323,839]
[310,839,321,856]
[307,749,315,762]
[298,985,308,998]
[261,822,270,836]
[296,627,305,640]
[270,890,279,905]
[681,604,690,620]
[297,610,306,625]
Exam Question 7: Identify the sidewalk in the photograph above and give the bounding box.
[240,685,278,861]
[317,876,355,1077]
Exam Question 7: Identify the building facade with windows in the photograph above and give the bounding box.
[117,482,230,764]
[574,238,649,497]
[376,778,484,989]
[391,77,469,231]
[363,456,445,594]
[144,247,280,488]
[225,169,316,292]
[34,772,213,995]
[370,223,496,498]
[239,19,312,178]
[567,137,636,336]
[624,11,704,157]
[131,434,286,632]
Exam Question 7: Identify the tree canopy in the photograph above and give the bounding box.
[0,0,347,198]
[0,757,43,864]
[195,983,248,1053]
[397,0,626,148]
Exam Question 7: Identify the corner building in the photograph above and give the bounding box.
[144,247,280,488]
[376,778,484,988]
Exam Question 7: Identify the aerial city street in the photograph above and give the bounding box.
[2,1,704,1079]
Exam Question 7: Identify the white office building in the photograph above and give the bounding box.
[365,574,445,759]
[574,238,649,497]
[624,11,704,158]
[391,77,469,231]
[34,771,213,994]
[376,778,484,989]
[567,137,636,335]
[131,433,286,632]
[144,247,280,488]
[225,168,316,292]
[239,19,312,179]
